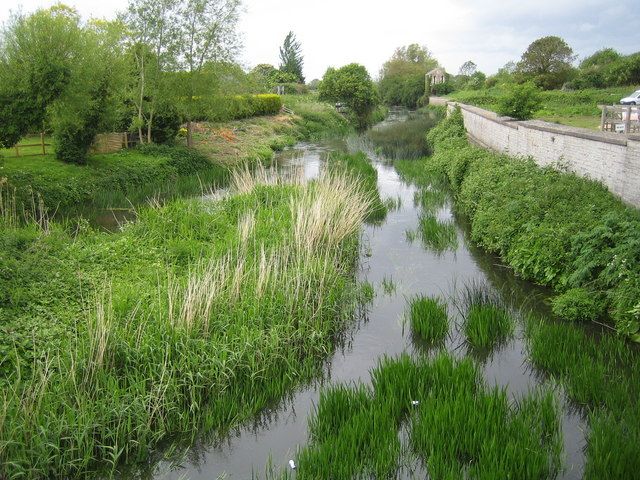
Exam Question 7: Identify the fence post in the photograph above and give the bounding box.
[15,145,19,157]
[625,105,632,134]
[41,132,45,155]
[124,132,128,148]
[600,105,607,132]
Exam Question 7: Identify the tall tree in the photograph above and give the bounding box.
[279,31,304,83]
[378,44,438,107]
[174,0,241,146]
[516,36,576,90]
[122,0,179,144]
[319,63,377,128]
[458,60,477,77]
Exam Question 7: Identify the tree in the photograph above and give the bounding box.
[458,60,477,77]
[173,0,242,146]
[497,82,542,120]
[279,31,304,83]
[319,63,378,128]
[378,44,438,107]
[122,0,179,144]
[0,5,127,163]
[516,36,576,90]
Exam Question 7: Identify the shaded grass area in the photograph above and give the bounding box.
[1,145,227,218]
[408,295,449,345]
[293,353,562,479]
[0,168,372,478]
[526,317,640,479]
[0,134,53,157]
[449,86,630,129]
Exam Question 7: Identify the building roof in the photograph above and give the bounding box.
[427,67,446,76]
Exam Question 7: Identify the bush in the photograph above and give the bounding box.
[497,83,542,120]
[151,102,181,144]
[431,81,454,96]
[551,288,603,322]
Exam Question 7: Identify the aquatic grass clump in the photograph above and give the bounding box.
[463,303,514,350]
[408,296,449,345]
[413,187,446,213]
[294,353,562,479]
[326,151,387,223]
[0,170,373,478]
[367,113,437,160]
[418,214,458,253]
[525,317,640,479]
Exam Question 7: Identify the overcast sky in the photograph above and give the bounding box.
[2,0,639,80]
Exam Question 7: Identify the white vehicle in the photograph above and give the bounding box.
[620,90,640,105]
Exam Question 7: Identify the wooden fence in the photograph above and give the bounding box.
[11,133,50,157]
[600,105,640,134]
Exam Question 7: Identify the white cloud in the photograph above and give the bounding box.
[2,0,638,80]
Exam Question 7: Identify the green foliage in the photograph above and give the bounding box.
[420,108,640,337]
[408,296,449,344]
[551,288,603,322]
[497,82,543,120]
[464,304,513,350]
[319,63,379,128]
[516,36,576,90]
[526,316,640,479]
[431,81,455,96]
[191,94,282,122]
[295,353,562,479]
[150,101,181,144]
[0,173,368,477]
[367,111,437,159]
[278,31,304,83]
[378,44,438,108]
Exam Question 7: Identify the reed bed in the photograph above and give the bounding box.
[0,167,373,478]
[526,317,640,479]
[293,353,562,479]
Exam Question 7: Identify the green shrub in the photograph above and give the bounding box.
[151,101,181,144]
[497,83,542,120]
[551,288,603,322]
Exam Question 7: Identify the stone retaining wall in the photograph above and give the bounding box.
[447,102,640,208]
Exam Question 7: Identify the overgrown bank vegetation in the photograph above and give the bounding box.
[0,158,373,477]
[1,98,351,217]
[411,108,640,339]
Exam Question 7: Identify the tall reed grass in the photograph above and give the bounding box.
[0,167,373,478]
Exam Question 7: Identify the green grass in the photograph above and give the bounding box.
[413,187,446,213]
[293,353,562,479]
[0,168,373,478]
[417,214,458,253]
[367,112,437,160]
[408,295,449,344]
[464,304,514,350]
[526,317,640,479]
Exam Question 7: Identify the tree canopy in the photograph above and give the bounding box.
[319,63,378,128]
[378,44,438,107]
[279,31,304,83]
[516,36,576,90]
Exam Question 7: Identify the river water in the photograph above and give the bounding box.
[130,111,586,480]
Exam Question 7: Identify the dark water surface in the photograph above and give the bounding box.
[130,112,586,480]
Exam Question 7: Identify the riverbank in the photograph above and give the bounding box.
[0,152,372,478]
[0,97,350,218]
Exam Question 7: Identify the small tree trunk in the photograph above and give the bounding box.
[147,109,154,144]
[187,121,193,148]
